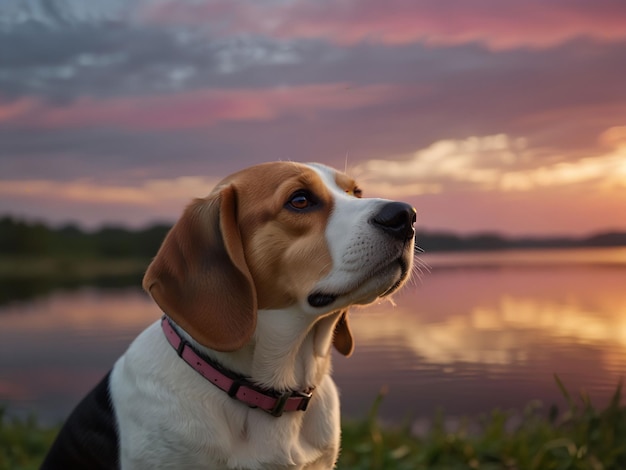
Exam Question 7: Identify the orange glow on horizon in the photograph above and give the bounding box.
[0,176,220,208]
[2,127,626,235]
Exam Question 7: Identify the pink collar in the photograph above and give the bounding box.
[160,316,313,417]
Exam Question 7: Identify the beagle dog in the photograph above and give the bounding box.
[42,162,416,470]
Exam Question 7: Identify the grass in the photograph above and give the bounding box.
[2,377,625,470]
[0,409,58,470]
[338,376,626,469]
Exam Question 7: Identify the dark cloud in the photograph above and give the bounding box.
[0,127,258,183]
[0,22,212,102]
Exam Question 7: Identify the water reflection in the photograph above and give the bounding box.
[1,249,625,423]
[350,266,626,366]
[0,272,143,305]
[0,288,155,422]
[332,257,626,419]
[1,287,154,333]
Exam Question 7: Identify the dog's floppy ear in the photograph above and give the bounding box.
[143,185,256,352]
[333,311,354,356]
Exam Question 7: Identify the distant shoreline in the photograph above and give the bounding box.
[417,229,626,252]
[2,215,626,257]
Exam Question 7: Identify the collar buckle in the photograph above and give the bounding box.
[269,389,313,417]
[269,392,291,417]
[295,389,313,412]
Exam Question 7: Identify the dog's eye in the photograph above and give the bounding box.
[287,191,317,211]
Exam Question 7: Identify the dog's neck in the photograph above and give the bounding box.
[184,308,344,392]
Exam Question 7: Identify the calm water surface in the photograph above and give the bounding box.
[1,248,625,424]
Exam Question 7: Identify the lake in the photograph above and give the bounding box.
[1,247,625,426]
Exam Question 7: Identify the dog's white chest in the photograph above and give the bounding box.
[110,321,341,469]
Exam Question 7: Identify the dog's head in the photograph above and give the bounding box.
[143,162,415,355]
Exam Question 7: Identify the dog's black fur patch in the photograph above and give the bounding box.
[41,371,119,470]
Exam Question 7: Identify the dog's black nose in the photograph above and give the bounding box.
[370,202,416,241]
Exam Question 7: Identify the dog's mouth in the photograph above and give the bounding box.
[380,257,409,297]
[307,257,409,309]
[307,292,338,308]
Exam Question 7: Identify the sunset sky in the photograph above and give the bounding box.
[1,0,626,236]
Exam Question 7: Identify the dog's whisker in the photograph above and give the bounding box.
[414,256,431,272]
[405,254,431,287]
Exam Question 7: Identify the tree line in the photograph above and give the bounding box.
[0,216,170,258]
[1,215,626,257]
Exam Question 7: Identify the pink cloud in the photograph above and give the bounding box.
[1,84,396,131]
[0,97,39,121]
[140,0,626,50]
